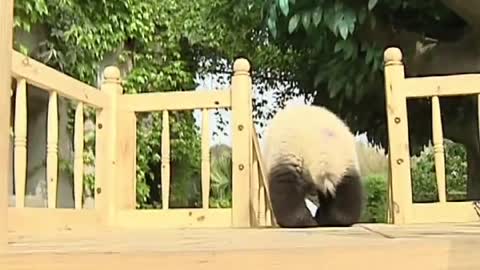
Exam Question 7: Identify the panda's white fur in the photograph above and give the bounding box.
[263,104,363,228]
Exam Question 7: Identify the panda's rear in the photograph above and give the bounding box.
[262,104,363,228]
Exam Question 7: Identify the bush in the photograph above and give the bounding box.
[410,140,467,202]
[354,140,389,223]
[357,139,468,224]
[360,174,388,223]
[209,144,233,208]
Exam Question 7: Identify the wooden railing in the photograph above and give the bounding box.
[251,125,276,227]
[384,47,480,225]
[9,50,112,232]
[0,0,14,252]
[109,59,253,229]
[11,55,110,211]
[3,49,275,238]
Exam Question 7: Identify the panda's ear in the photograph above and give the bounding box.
[304,198,319,217]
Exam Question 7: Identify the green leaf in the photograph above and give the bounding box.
[354,85,365,104]
[312,7,322,26]
[345,82,353,98]
[334,40,345,53]
[279,0,289,16]
[334,1,343,12]
[301,12,311,30]
[345,43,357,60]
[335,39,355,60]
[338,20,349,39]
[355,70,366,85]
[19,44,29,55]
[314,69,327,87]
[358,7,367,23]
[323,6,338,35]
[344,8,357,34]
[370,14,377,28]
[368,0,378,10]
[365,48,374,65]
[267,16,277,38]
[288,14,300,33]
[329,81,342,98]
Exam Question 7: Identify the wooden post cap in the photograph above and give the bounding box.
[233,58,250,74]
[103,66,121,82]
[384,47,403,63]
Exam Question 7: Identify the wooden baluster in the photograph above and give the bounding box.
[14,79,27,208]
[431,96,446,203]
[251,150,259,226]
[201,109,211,209]
[47,91,59,208]
[74,102,84,209]
[161,110,170,210]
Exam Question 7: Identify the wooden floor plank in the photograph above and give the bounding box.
[2,223,480,270]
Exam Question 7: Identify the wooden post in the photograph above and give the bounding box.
[116,109,137,210]
[96,66,122,227]
[0,0,14,252]
[383,47,413,225]
[231,58,252,228]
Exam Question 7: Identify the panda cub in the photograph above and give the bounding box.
[262,104,364,228]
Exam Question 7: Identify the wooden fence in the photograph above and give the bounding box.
[384,47,480,224]
[2,49,275,240]
[5,44,480,248]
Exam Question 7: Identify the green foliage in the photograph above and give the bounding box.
[134,111,202,208]
[244,0,464,148]
[360,173,388,223]
[353,139,389,223]
[209,144,232,208]
[359,139,469,224]
[411,140,467,202]
[265,0,387,104]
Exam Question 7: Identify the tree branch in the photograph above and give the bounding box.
[405,32,480,76]
[440,0,480,30]
[357,14,480,77]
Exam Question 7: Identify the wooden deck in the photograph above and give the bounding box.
[1,223,480,270]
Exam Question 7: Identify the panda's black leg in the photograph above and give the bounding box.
[268,165,318,228]
[315,169,363,227]
[314,190,335,226]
